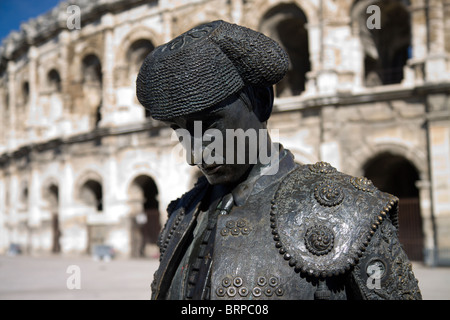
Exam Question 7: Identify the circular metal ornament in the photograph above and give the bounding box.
[304,225,335,256]
[350,176,376,193]
[314,181,344,207]
[308,161,337,174]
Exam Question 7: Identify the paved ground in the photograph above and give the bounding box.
[0,254,448,300]
[0,254,158,300]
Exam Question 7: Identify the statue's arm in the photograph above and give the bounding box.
[346,217,422,300]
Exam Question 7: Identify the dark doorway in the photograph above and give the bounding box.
[260,3,310,97]
[127,39,155,118]
[364,152,424,260]
[80,179,104,254]
[353,0,411,86]
[47,184,61,253]
[129,175,161,257]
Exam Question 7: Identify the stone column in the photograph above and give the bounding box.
[426,93,450,265]
[230,0,242,25]
[28,160,40,228]
[27,46,38,142]
[102,137,130,255]
[425,0,448,81]
[0,171,6,253]
[319,106,341,170]
[99,13,117,127]
[58,30,73,137]
[406,0,427,84]
[445,0,450,57]
[416,180,436,266]
[27,158,42,253]
[7,61,16,150]
[410,0,428,61]
[161,4,173,42]
[59,152,75,253]
[0,87,5,151]
[304,22,321,95]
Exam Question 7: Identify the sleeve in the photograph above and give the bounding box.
[346,216,422,300]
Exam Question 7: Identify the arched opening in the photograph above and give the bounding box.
[128,175,161,257]
[44,184,60,253]
[127,39,154,81]
[22,81,30,105]
[259,3,310,97]
[19,184,28,213]
[363,152,424,261]
[353,0,412,86]
[81,54,102,127]
[80,179,103,212]
[45,69,63,122]
[47,69,62,93]
[126,39,155,118]
[80,178,104,254]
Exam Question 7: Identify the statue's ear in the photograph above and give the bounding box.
[253,86,274,122]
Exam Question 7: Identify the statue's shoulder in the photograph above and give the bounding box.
[270,161,398,278]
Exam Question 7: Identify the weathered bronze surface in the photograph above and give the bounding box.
[137,20,422,300]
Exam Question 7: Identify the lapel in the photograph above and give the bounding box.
[152,181,209,300]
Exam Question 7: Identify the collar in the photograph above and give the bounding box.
[231,143,297,206]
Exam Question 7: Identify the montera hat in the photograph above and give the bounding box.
[136,20,289,121]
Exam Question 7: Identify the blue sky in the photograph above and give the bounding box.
[0,0,62,42]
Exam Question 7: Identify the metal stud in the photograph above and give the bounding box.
[227,287,237,297]
[216,287,225,297]
[222,277,231,287]
[239,287,249,297]
[252,287,262,297]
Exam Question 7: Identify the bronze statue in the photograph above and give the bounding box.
[136,20,422,300]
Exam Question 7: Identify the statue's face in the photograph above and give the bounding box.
[165,96,265,185]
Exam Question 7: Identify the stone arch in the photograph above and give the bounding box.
[74,169,105,254]
[81,53,102,84]
[363,152,419,196]
[80,53,103,127]
[126,39,155,80]
[363,151,424,261]
[351,0,412,86]
[41,176,59,204]
[347,141,429,262]
[258,2,311,97]
[347,141,427,181]
[21,81,30,105]
[79,179,103,212]
[246,0,318,30]
[72,45,103,83]
[75,170,103,209]
[127,174,161,257]
[46,68,62,93]
[115,26,160,87]
[42,179,61,253]
[43,68,64,122]
[18,180,29,212]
